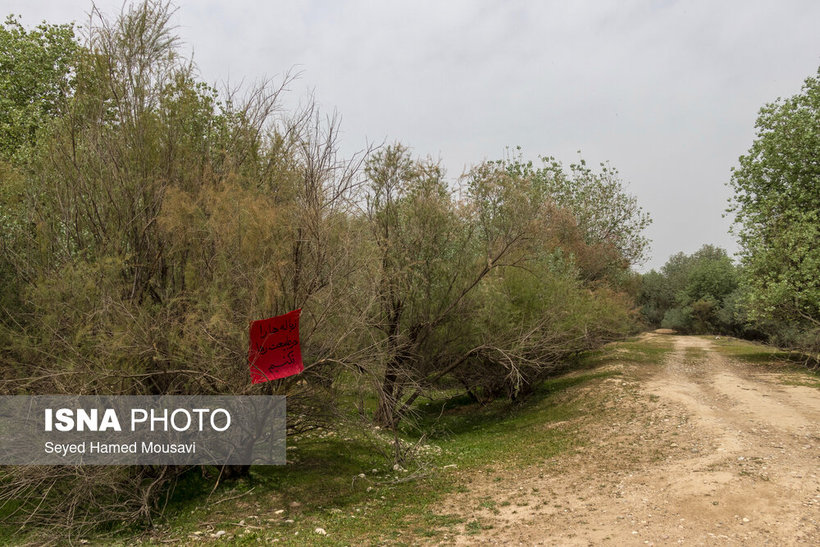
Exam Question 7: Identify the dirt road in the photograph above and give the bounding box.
[442,335,820,545]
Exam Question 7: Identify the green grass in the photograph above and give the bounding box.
[571,335,675,369]
[708,336,820,388]
[779,376,820,388]
[708,335,808,365]
[684,346,706,360]
[124,369,614,545]
[708,336,792,363]
[0,337,665,545]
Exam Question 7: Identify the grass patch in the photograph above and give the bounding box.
[572,335,675,369]
[138,369,612,544]
[709,336,801,365]
[779,376,820,389]
[710,337,779,361]
[708,336,820,388]
[407,370,617,470]
[3,338,660,545]
[684,346,706,361]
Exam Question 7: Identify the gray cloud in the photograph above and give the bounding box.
[7,0,820,270]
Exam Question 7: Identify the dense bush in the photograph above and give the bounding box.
[0,1,647,533]
[639,245,746,335]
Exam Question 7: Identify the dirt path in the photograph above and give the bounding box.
[439,335,820,545]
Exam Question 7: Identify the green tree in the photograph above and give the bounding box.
[0,15,78,163]
[0,1,651,533]
[365,152,641,426]
[638,269,671,325]
[0,0,367,529]
[497,150,652,279]
[0,16,79,313]
[728,67,820,337]
[365,144,491,427]
[640,245,740,334]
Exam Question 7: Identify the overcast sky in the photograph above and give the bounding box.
[8,0,820,271]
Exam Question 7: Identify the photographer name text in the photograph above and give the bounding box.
[44,441,196,455]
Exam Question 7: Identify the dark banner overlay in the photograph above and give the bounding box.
[0,396,286,465]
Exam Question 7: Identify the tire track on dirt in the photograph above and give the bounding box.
[438,335,819,545]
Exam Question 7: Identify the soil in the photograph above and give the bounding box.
[438,335,820,545]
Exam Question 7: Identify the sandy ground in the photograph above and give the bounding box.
[439,335,820,545]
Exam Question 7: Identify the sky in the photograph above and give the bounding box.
[7,0,820,271]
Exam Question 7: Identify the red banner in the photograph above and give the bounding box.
[248,309,304,384]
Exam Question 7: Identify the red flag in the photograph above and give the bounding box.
[248,309,304,384]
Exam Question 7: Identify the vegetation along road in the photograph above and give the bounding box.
[132,333,819,545]
[1,3,818,543]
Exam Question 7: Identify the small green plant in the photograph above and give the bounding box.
[465,519,483,534]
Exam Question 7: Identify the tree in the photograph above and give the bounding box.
[0,16,79,313]
[728,67,820,345]
[364,144,494,427]
[0,0,370,530]
[497,150,652,279]
[638,269,671,325]
[728,68,820,355]
[0,1,651,533]
[729,69,820,326]
[0,15,78,163]
[640,245,740,334]
[363,150,642,427]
